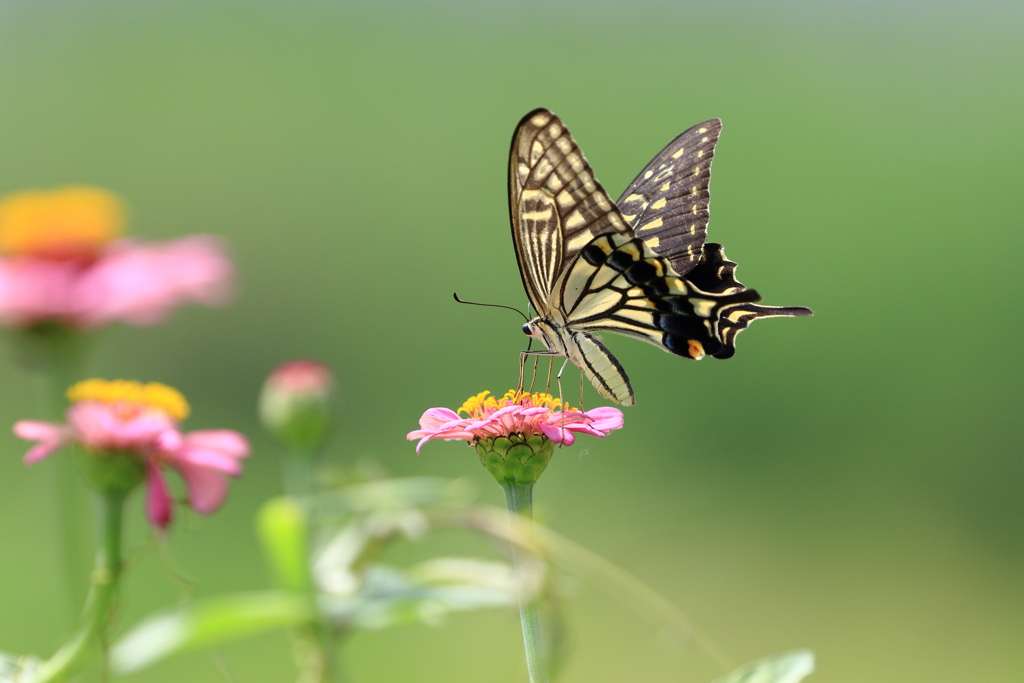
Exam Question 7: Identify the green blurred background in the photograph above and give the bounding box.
[0,0,1021,681]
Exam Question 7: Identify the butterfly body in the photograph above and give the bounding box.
[509,109,811,406]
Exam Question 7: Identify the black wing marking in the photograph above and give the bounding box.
[617,119,721,277]
[566,329,635,406]
[509,108,633,312]
[556,233,776,362]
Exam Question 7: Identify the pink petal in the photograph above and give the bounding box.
[166,430,250,476]
[13,420,69,464]
[169,458,229,515]
[181,430,250,458]
[417,407,462,431]
[145,464,174,529]
[77,236,234,327]
[582,406,624,433]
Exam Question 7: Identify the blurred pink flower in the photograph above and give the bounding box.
[0,187,234,329]
[13,379,250,529]
[407,389,624,453]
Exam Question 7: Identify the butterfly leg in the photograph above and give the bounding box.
[532,355,543,393]
[519,349,560,395]
[555,356,570,435]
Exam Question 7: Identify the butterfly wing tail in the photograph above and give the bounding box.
[712,303,814,359]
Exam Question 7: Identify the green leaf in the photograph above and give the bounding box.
[712,650,815,683]
[111,590,312,674]
[0,652,40,683]
[319,564,517,630]
[314,477,476,516]
[256,497,311,591]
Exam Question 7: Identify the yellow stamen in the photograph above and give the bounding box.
[458,389,576,418]
[0,186,125,259]
[67,379,190,421]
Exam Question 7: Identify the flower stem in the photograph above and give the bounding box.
[35,491,125,683]
[501,482,549,683]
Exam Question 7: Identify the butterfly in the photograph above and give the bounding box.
[509,108,812,406]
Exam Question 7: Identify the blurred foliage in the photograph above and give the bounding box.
[0,1,1021,682]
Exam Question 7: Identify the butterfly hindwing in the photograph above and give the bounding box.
[556,233,771,361]
[509,109,632,312]
[617,119,722,278]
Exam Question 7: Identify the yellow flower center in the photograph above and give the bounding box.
[67,379,191,421]
[457,389,574,419]
[0,186,125,260]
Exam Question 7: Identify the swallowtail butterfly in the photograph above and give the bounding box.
[510,109,812,406]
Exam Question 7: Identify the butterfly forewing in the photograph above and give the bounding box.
[617,119,721,277]
[509,109,632,312]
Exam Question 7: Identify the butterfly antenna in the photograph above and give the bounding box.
[453,293,529,321]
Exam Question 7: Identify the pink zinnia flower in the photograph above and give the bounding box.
[0,186,234,329]
[14,379,250,529]
[408,390,623,486]
[409,390,623,453]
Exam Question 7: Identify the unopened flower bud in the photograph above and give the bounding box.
[259,360,335,452]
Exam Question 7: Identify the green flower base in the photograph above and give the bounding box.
[475,433,554,486]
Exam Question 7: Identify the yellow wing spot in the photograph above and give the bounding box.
[595,195,612,211]
[667,277,688,294]
[671,147,686,159]
[621,214,637,221]
[659,181,671,192]
[523,209,554,221]
[564,209,586,229]
[698,127,707,134]
[546,174,564,192]
[565,230,596,251]
[726,310,751,323]
[644,170,654,179]
[691,186,698,196]
[693,165,701,175]
[689,223,697,235]
[641,217,664,231]
[646,235,660,247]
[546,123,563,138]
[556,190,575,209]
[697,150,704,158]
[688,340,706,359]
[530,140,546,164]
[651,198,667,210]
[555,137,573,154]
[622,193,644,203]
[692,299,717,317]
[691,204,699,214]
[535,157,554,179]
[626,286,645,299]
[530,113,550,127]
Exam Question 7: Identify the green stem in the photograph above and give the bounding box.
[501,482,549,683]
[283,450,315,499]
[32,327,91,633]
[35,491,125,683]
[280,452,337,683]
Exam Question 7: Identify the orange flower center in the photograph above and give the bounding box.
[68,379,191,421]
[0,186,125,260]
